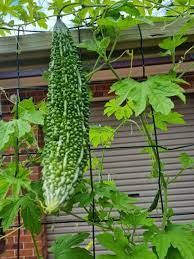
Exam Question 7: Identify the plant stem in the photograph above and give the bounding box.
[106,60,121,80]
[131,228,136,244]
[31,232,42,259]
[168,168,184,184]
[140,114,167,223]
[162,187,168,228]
[108,35,119,60]
[69,212,113,231]
[86,63,105,81]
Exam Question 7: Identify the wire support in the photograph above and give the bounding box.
[1,143,194,158]
[151,107,165,214]
[89,145,96,258]
[137,24,164,214]
[15,27,21,259]
[8,211,194,228]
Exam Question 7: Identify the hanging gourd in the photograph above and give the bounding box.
[42,17,89,213]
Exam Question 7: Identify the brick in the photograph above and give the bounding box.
[5,236,14,244]
[1,257,17,259]
[23,242,34,249]
[12,243,23,249]
[1,249,15,257]
[20,235,32,242]
[18,249,34,256]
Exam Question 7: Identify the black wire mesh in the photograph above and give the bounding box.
[0,21,193,259]
[15,27,21,259]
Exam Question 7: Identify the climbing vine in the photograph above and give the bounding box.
[0,1,194,259]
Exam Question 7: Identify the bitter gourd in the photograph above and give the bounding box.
[42,17,89,213]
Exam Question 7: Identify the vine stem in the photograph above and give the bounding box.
[168,168,184,184]
[68,212,113,231]
[140,114,165,216]
[106,60,121,80]
[31,232,42,259]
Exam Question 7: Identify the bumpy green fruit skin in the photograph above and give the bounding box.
[42,17,89,213]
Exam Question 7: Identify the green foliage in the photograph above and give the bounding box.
[77,37,110,57]
[0,0,47,34]
[0,198,21,230]
[121,210,154,228]
[97,228,156,259]
[0,163,31,198]
[20,195,42,235]
[49,232,92,259]
[90,125,115,147]
[149,111,185,132]
[97,228,129,258]
[104,99,134,120]
[150,224,194,259]
[0,98,44,151]
[110,74,185,116]
[179,152,194,169]
[0,195,41,234]
[159,35,187,57]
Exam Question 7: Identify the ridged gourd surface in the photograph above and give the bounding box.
[42,18,89,214]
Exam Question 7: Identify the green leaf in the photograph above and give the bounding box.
[166,247,184,259]
[0,118,32,144]
[129,244,157,259]
[0,198,20,230]
[150,111,185,131]
[56,247,93,259]
[49,232,91,258]
[85,156,103,172]
[89,125,114,147]
[21,196,42,235]
[12,98,44,125]
[110,74,185,115]
[96,229,128,257]
[0,120,15,150]
[97,255,118,259]
[0,163,31,197]
[95,182,117,199]
[15,119,31,138]
[29,180,44,202]
[121,210,154,228]
[22,111,44,125]
[151,224,194,259]
[159,35,187,57]
[37,100,48,115]
[12,97,36,115]
[106,1,140,17]
[179,152,194,169]
[76,39,97,52]
[152,232,171,259]
[97,16,152,31]
[111,191,137,212]
[77,37,110,56]
[104,99,134,120]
